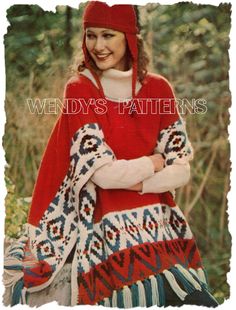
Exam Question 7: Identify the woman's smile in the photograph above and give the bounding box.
[94,53,112,61]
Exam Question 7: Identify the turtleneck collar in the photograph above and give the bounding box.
[80,68,142,102]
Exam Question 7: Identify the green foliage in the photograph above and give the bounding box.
[4,5,82,195]
[5,176,30,238]
[4,3,231,304]
[139,3,231,303]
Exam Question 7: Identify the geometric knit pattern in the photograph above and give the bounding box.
[68,120,203,306]
[156,118,194,166]
[4,120,209,307]
[73,199,203,305]
[4,122,115,300]
[76,202,193,272]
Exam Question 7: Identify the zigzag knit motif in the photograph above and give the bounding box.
[4,121,209,307]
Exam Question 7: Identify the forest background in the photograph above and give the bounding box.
[3,2,231,304]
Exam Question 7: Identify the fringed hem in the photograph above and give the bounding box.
[97,265,209,308]
[3,233,28,306]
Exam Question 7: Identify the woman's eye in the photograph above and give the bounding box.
[103,34,114,39]
[86,33,96,39]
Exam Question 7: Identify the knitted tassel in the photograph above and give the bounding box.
[11,279,24,306]
[4,235,28,297]
[143,278,152,307]
[156,274,165,306]
[171,267,196,294]
[149,275,159,306]
[175,264,202,291]
[104,297,110,307]
[163,270,188,301]
[112,290,117,307]
[189,267,198,278]
[123,285,132,308]
[197,268,208,286]
[136,280,146,307]
[3,267,24,287]
[117,289,124,308]
[131,282,139,307]
[21,287,28,304]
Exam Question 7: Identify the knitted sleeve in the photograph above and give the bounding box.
[141,117,193,194]
[90,156,155,189]
[155,76,194,165]
[156,117,194,166]
[141,77,194,194]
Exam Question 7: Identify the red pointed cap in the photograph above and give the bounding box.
[83,1,139,35]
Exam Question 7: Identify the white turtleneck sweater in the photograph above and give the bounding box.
[81,68,142,101]
[80,68,190,194]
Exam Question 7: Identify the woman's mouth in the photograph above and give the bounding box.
[94,53,112,61]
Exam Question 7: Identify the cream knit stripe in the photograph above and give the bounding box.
[197,268,208,285]
[123,286,132,308]
[112,290,118,307]
[175,264,202,291]
[104,297,110,307]
[163,270,188,301]
[136,280,146,307]
[149,275,159,305]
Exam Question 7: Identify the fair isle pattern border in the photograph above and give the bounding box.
[4,120,208,307]
[76,202,193,273]
[27,123,115,292]
[156,118,194,165]
[4,123,115,298]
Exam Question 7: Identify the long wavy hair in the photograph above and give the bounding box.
[77,34,150,83]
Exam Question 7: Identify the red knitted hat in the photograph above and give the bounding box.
[82,1,139,98]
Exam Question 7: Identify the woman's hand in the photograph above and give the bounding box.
[149,154,165,172]
[127,154,165,192]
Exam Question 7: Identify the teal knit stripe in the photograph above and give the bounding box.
[8,245,24,252]
[11,279,24,306]
[171,267,196,294]
[156,274,165,306]
[4,264,23,271]
[202,268,209,286]
[98,299,105,306]
[143,278,152,307]
[117,289,124,308]
[131,283,139,307]
[188,269,208,290]
[11,253,24,260]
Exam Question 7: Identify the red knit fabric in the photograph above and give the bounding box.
[78,239,202,305]
[83,1,139,34]
[28,73,178,227]
[11,72,206,306]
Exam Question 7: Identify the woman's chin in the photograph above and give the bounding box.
[95,62,113,71]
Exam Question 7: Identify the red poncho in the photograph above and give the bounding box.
[4,72,208,306]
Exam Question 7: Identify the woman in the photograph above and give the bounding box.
[4,1,219,307]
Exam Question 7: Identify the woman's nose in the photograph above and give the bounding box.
[94,38,105,52]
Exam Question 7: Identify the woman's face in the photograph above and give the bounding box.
[85,27,128,71]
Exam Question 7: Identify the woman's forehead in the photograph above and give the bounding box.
[86,27,122,34]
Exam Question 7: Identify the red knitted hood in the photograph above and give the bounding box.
[82,1,139,98]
